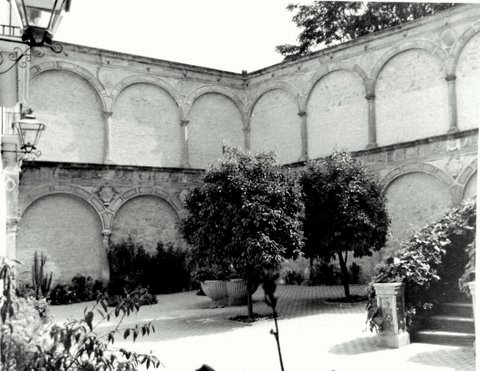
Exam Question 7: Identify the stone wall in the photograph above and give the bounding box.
[15,5,479,283]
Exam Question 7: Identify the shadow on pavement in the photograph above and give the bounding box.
[329,336,383,355]
[407,348,475,371]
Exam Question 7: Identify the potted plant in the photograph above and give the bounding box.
[192,263,230,306]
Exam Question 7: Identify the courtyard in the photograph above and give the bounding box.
[49,285,475,371]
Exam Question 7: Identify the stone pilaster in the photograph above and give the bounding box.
[2,135,21,260]
[101,229,111,285]
[244,125,251,151]
[180,119,190,168]
[445,74,458,133]
[298,111,308,161]
[373,282,410,348]
[103,111,113,163]
[366,94,377,149]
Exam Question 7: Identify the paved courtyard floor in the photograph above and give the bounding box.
[49,285,476,371]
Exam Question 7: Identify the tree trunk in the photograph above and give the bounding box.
[337,251,350,298]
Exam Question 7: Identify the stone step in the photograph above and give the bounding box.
[414,330,475,346]
[426,315,475,333]
[439,302,473,318]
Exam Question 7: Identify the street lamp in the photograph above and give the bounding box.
[14,110,46,156]
[13,0,72,48]
[0,0,72,75]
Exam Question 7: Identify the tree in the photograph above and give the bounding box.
[181,148,303,318]
[300,151,389,298]
[276,2,456,60]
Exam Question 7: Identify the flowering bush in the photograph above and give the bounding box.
[367,199,476,332]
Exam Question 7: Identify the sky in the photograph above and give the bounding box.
[1,0,315,73]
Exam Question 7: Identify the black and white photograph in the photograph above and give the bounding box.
[0,1,477,370]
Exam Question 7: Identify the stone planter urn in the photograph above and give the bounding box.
[373,282,410,348]
[226,279,259,306]
[227,279,248,306]
[201,280,228,306]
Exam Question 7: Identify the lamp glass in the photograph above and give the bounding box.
[14,0,69,32]
[14,115,46,153]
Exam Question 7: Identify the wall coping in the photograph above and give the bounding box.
[43,4,476,79]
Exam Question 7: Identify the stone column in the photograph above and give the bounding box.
[101,229,111,285]
[298,111,308,161]
[180,119,190,168]
[366,94,377,149]
[103,111,113,164]
[244,125,251,151]
[2,135,21,260]
[445,74,458,133]
[373,282,410,348]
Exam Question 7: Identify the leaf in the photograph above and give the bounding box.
[85,311,94,331]
[123,328,130,339]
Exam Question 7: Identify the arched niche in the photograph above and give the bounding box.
[111,83,181,167]
[29,70,105,163]
[383,172,451,258]
[17,194,105,285]
[307,69,368,158]
[188,93,244,168]
[376,49,448,146]
[250,89,302,164]
[110,195,183,254]
[463,172,477,201]
[456,31,480,131]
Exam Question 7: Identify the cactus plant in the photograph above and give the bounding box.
[31,251,53,299]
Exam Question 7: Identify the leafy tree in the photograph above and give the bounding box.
[300,151,389,298]
[277,2,456,59]
[181,148,303,318]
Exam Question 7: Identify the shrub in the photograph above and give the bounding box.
[108,238,192,297]
[106,287,158,307]
[310,260,340,285]
[367,200,476,332]
[284,270,304,285]
[48,275,104,305]
[459,240,475,296]
[349,262,362,284]
[1,258,161,371]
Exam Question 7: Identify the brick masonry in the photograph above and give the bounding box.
[16,5,480,283]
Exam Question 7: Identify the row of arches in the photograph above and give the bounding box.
[28,24,480,167]
[16,157,477,283]
[17,187,183,284]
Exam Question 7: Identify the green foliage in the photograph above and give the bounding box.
[1,258,161,371]
[284,270,304,285]
[367,200,476,332]
[108,238,192,298]
[459,241,475,296]
[309,259,340,285]
[181,148,304,317]
[301,151,389,297]
[349,262,362,284]
[31,251,53,300]
[49,275,104,305]
[277,2,456,59]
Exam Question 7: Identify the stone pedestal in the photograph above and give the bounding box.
[468,281,476,352]
[373,282,410,348]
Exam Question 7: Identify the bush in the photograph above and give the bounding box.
[284,270,304,285]
[367,200,476,332]
[1,297,49,370]
[48,275,104,305]
[310,260,340,285]
[106,287,158,307]
[108,238,192,298]
[349,262,362,284]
